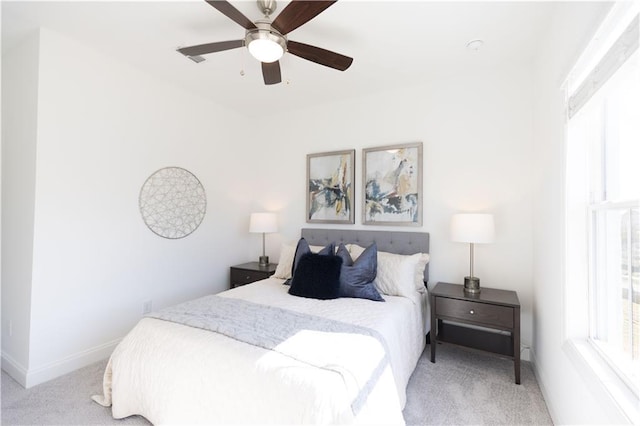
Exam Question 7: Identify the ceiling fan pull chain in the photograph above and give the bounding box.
[240,45,247,77]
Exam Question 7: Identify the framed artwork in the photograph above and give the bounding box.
[363,142,423,226]
[306,149,355,224]
[139,167,207,239]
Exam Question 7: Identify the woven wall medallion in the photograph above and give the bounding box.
[139,167,206,239]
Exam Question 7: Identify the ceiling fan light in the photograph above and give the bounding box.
[245,26,286,63]
[248,38,284,63]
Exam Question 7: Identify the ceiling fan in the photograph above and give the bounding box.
[177,0,353,85]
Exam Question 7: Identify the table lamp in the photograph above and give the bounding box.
[249,212,278,266]
[451,213,495,294]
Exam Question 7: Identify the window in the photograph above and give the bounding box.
[584,52,640,394]
[566,11,640,402]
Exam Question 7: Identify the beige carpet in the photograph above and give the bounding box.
[403,344,552,425]
[1,343,552,425]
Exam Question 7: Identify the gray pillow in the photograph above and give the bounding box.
[336,243,384,302]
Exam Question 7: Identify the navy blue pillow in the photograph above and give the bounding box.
[284,238,335,286]
[288,253,343,300]
[336,243,384,302]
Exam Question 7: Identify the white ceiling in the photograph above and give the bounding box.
[3,1,562,115]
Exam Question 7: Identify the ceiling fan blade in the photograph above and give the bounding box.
[272,1,337,35]
[177,40,244,57]
[262,61,282,85]
[205,0,257,30]
[287,41,353,71]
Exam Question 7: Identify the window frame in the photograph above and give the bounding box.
[587,199,640,398]
[562,5,640,422]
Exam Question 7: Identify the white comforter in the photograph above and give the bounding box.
[93,278,427,424]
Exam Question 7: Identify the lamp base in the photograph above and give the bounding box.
[258,255,269,266]
[464,276,481,294]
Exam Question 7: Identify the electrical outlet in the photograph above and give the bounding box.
[142,300,152,315]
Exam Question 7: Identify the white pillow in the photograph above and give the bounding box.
[375,252,421,297]
[272,242,337,279]
[310,245,331,253]
[272,243,296,279]
[413,253,430,293]
[348,244,430,296]
[347,243,366,259]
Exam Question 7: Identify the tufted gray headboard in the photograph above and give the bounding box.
[301,228,430,284]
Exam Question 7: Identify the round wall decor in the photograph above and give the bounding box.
[139,167,206,239]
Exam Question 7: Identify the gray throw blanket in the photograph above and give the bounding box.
[146,295,391,414]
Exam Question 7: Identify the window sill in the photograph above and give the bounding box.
[563,338,639,424]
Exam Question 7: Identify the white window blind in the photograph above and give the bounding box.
[568,14,638,118]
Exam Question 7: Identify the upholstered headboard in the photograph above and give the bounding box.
[301,228,430,283]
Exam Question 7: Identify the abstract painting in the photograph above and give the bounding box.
[363,142,422,226]
[307,150,355,224]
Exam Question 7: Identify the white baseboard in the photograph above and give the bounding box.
[3,338,121,389]
[1,351,29,387]
[529,347,559,425]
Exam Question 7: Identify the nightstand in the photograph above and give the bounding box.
[230,262,277,289]
[430,282,521,384]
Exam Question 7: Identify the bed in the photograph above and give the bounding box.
[93,228,430,424]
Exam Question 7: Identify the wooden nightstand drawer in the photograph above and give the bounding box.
[436,297,514,329]
[231,269,269,286]
[229,262,278,289]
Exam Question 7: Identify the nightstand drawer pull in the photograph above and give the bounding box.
[469,310,474,314]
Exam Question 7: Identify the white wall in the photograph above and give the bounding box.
[250,66,536,353]
[530,2,627,424]
[1,31,40,380]
[2,28,262,387]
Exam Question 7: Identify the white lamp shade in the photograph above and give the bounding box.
[249,212,278,233]
[451,213,495,244]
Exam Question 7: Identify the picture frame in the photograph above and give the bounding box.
[362,142,423,226]
[306,149,355,224]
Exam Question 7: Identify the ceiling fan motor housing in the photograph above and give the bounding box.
[257,0,277,17]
